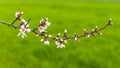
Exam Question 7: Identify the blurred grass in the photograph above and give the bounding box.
[0,0,120,68]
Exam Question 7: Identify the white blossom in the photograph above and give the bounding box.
[41,38,50,45]
[55,41,65,48]
[108,18,113,25]
[44,40,50,45]
[64,29,67,33]
[64,40,67,43]
[95,26,98,29]
[17,29,27,38]
[38,18,51,33]
[57,43,65,48]
[57,33,61,36]
[87,35,90,38]
[20,18,26,24]
[38,26,46,33]
[26,29,31,32]
[17,27,31,38]
[98,32,103,35]
[48,35,52,38]
[75,37,78,41]
[15,12,23,18]
[41,39,44,42]
[99,32,103,35]
[55,41,59,45]
[17,19,31,38]
[74,33,79,41]
[46,22,51,26]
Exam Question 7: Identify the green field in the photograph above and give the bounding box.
[0,0,120,68]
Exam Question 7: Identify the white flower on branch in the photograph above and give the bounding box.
[57,43,65,48]
[20,18,26,24]
[17,29,27,38]
[64,29,67,33]
[44,40,50,45]
[98,32,103,35]
[74,33,79,41]
[95,26,98,29]
[38,18,51,33]
[55,41,65,48]
[56,39,66,48]
[83,29,91,38]
[41,39,50,45]
[15,12,23,19]
[87,34,90,38]
[17,26,31,38]
[40,34,51,45]
[108,18,113,25]
[17,19,31,38]
[48,35,52,38]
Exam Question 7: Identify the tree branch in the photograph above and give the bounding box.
[0,12,113,48]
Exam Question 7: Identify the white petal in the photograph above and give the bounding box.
[109,18,112,20]
[20,25,24,29]
[58,33,61,36]
[21,12,23,14]
[40,29,45,33]
[38,28,46,33]
[64,29,67,33]
[26,29,31,32]
[64,40,67,43]
[96,26,98,29]
[56,37,59,40]
[40,19,43,23]
[57,44,65,48]
[26,24,29,27]
[48,35,52,38]
[99,32,103,35]
[17,32,21,36]
[21,35,25,38]
[46,22,51,26]
[15,12,19,18]
[24,22,28,25]
[21,18,26,23]
[57,46,60,48]
[60,44,65,48]
[75,37,78,41]
[46,18,48,20]
[60,39,63,42]
[44,41,49,45]
[21,31,27,37]
[44,25,48,29]
[20,29,23,32]
[41,39,44,42]
[87,35,90,38]
[55,41,59,45]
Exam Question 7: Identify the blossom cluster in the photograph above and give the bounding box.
[38,18,50,33]
[15,12,31,38]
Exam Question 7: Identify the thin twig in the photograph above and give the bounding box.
[0,21,20,28]
[11,18,18,25]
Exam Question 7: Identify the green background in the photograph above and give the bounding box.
[0,0,120,68]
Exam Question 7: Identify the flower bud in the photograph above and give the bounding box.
[108,18,113,25]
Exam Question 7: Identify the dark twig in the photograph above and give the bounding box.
[0,21,20,28]
[11,18,18,25]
